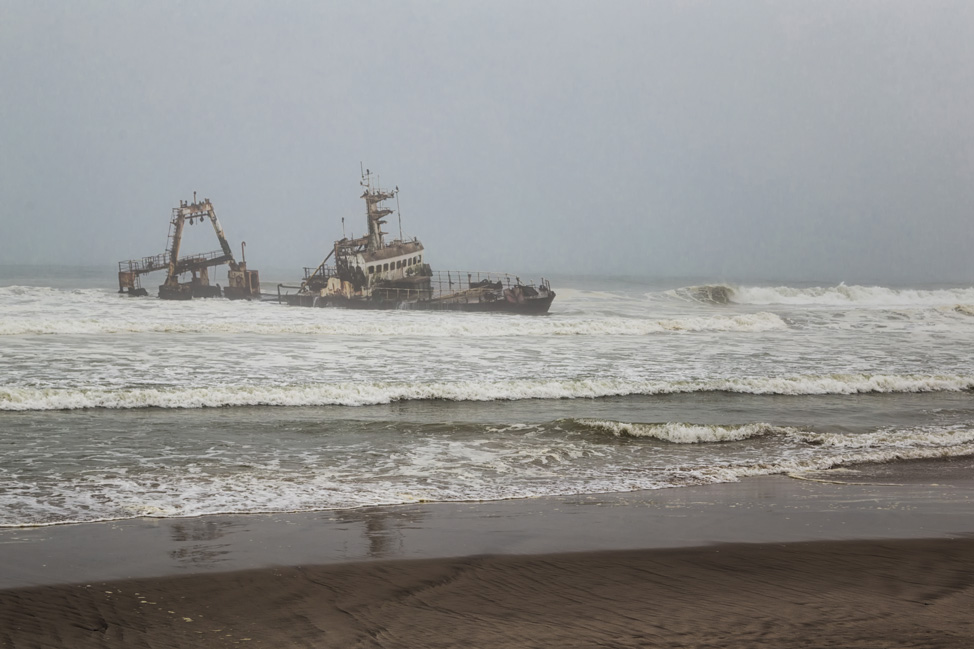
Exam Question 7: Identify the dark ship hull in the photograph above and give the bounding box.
[283,280,556,314]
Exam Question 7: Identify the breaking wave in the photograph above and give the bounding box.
[667,283,974,307]
[666,285,736,305]
[3,373,972,411]
[796,425,974,449]
[4,422,972,528]
[687,442,974,486]
[731,284,974,307]
[572,420,794,443]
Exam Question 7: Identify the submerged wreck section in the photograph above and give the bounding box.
[281,268,554,313]
[117,196,260,300]
[278,169,555,314]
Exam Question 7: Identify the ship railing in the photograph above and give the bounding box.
[419,271,547,301]
[283,267,550,302]
[429,270,548,292]
[428,271,495,301]
[177,249,232,267]
[373,271,548,302]
[276,282,306,303]
[298,267,541,286]
[304,265,337,280]
[371,286,433,302]
[118,247,236,278]
[117,252,171,274]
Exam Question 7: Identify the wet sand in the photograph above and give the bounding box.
[2,457,974,648]
[3,538,973,648]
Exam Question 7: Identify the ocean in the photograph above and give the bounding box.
[2,266,973,528]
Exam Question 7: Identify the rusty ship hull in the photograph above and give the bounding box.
[283,296,556,313]
[282,274,555,314]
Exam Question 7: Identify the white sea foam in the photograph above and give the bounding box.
[0,311,788,336]
[730,284,974,307]
[3,373,971,411]
[796,426,974,449]
[653,312,786,332]
[4,424,972,528]
[675,443,974,486]
[667,283,974,308]
[4,276,974,529]
[574,420,794,443]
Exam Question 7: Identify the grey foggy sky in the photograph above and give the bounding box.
[1,0,973,284]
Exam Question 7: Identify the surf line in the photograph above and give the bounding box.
[786,473,908,487]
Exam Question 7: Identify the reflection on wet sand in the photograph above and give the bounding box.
[159,507,430,569]
[332,506,428,559]
[167,519,240,567]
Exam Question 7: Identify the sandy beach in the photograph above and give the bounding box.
[2,457,973,648]
[4,538,973,648]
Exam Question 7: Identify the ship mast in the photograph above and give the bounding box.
[360,167,395,253]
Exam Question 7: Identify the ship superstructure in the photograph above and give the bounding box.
[296,170,431,301]
[280,169,555,313]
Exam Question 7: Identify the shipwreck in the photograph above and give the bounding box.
[278,169,555,313]
[117,194,260,300]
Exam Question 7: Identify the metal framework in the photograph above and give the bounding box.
[117,195,260,300]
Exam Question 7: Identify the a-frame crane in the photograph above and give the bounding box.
[117,195,260,300]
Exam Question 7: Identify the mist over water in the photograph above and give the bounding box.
[1,269,973,526]
[4,3,974,284]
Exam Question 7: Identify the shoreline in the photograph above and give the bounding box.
[2,457,974,647]
[2,456,972,590]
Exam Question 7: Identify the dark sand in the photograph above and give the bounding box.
[2,457,974,648]
[4,538,974,648]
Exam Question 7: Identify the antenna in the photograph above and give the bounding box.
[342,217,346,239]
[395,186,403,242]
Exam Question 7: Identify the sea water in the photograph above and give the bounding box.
[1,266,973,527]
